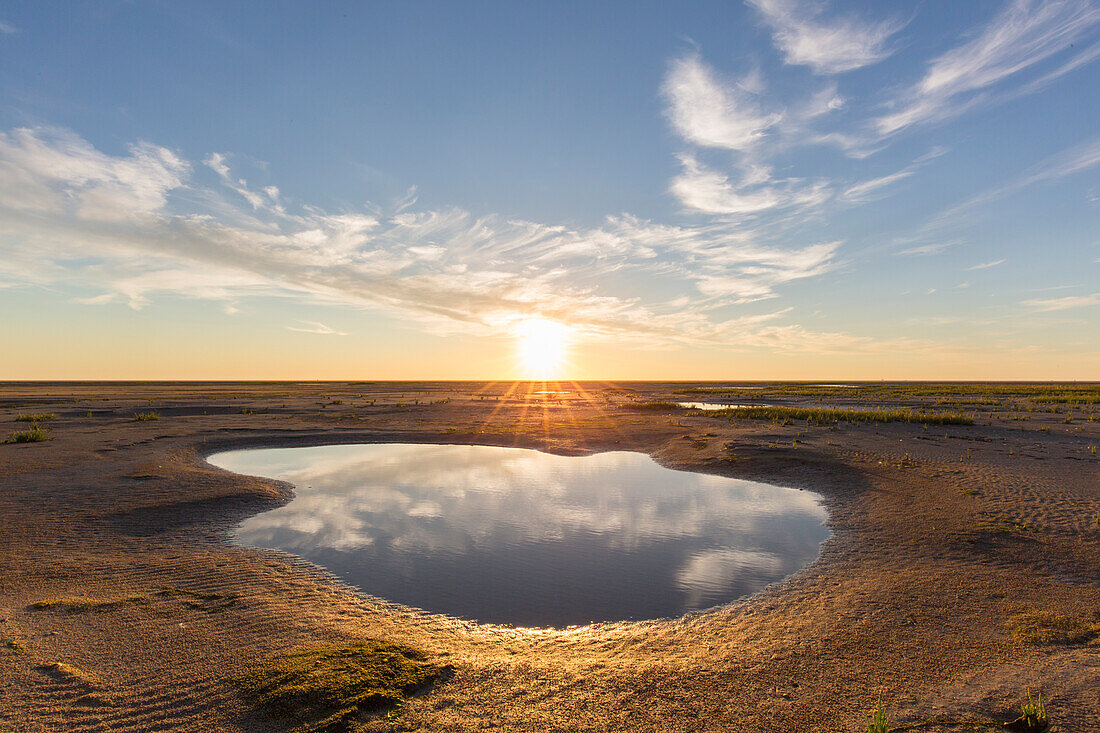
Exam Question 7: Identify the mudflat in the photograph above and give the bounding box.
[1,381,1097,732]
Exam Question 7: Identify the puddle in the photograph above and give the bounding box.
[209,443,828,627]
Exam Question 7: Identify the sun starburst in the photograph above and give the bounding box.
[514,318,571,380]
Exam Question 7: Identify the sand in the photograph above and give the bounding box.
[0,381,1097,732]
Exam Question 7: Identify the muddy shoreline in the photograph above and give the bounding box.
[1,382,1097,732]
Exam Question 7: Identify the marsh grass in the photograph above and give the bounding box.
[708,406,973,425]
[867,694,889,733]
[1029,393,1100,404]
[15,412,56,422]
[977,513,1037,535]
[7,425,50,443]
[1010,689,1049,732]
[867,687,1053,732]
[132,411,160,421]
[1008,611,1100,645]
[233,641,446,732]
[622,401,681,411]
[673,384,1099,418]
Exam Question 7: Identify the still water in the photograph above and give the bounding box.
[208,443,828,627]
[677,402,768,410]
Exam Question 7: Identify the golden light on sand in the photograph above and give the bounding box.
[515,318,571,379]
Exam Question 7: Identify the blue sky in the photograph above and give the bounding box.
[1,0,1097,379]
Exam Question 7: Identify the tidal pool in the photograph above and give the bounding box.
[208,443,829,627]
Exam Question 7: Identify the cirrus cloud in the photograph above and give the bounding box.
[746,0,905,74]
[0,126,872,353]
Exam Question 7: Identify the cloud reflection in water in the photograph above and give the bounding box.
[209,443,828,627]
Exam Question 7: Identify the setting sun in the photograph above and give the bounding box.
[515,318,571,379]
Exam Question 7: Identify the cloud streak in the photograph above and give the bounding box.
[747,0,905,74]
[287,320,348,336]
[840,169,914,204]
[1022,292,1100,311]
[875,0,1100,136]
[0,126,868,352]
[966,259,1006,271]
[935,136,1100,223]
[669,155,831,217]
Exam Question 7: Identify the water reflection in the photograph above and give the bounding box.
[209,443,828,627]
[677,402,771,410]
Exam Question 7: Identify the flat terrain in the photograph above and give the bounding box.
[0,381,1097,732]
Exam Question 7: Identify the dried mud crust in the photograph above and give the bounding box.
[0,382,1096,732]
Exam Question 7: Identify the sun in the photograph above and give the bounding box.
[514,318,571,380]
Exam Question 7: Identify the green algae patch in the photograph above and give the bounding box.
[156,587,240,613]
[233,640,447,732]
[30,596,150,613]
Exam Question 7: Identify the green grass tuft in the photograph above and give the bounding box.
[622,401,681,411]
[867,694,889,733]
[1011,689,1049,731]
[233,640,446,732]
[6,639,27,654]
[132,411,160,421]
[15,413,56,422]
[7,425,50,443]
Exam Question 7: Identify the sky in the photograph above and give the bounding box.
[0,0,1098,380]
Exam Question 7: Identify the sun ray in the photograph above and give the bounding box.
[477,379,525,433]
[565,379,636,445]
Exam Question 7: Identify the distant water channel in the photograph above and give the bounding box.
[209,443,829,627]
[677,402,767,410]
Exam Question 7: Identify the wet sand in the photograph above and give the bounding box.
[0,381,1097,732]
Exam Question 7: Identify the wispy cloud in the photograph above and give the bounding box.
[898,240,961,257]
[0,126,865,351]
[0,127,189,221]
[840,169,914,204]
[662,54,781,152]
[747,0,905,74]
[838,145,949,204]
[935,136,1100,222]
[0,21,16,34]
[1022,292,1100,311]
[661,54,837,218]
[287,320,348,335]
[669,155,831,217]
[875,0,1100,136]
[906,315,965,326]
[966,258,1006,270]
